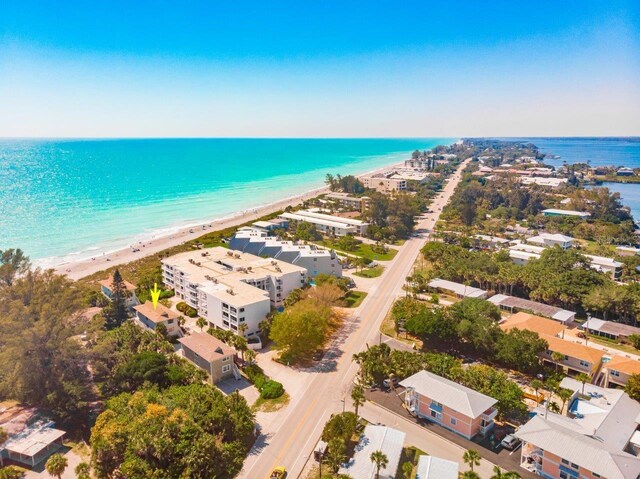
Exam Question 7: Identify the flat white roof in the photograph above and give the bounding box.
[528,233,574,243]
[339,425,405,479]
[415,455,459,479]
[542,208,591,217]
[427,278,486,298]
[279,212,357,230]
[4,427,65,457]
[293,209,368,226]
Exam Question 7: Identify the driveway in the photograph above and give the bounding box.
[217,377,260,405]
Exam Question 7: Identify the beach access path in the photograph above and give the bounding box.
[238,158,471,479]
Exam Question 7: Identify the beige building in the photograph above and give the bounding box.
[178,332,237,384]
[133,301,182,337]
[325,192,370,212]
[162,247,306,338]
[602,356,640,388]
[500,312,604,377]
[360,171,407,193]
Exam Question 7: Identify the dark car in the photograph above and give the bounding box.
[501,434,521,450]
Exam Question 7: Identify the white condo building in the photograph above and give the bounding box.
[162,247,306,337]
[279,209,369,236]
[229,228,343,277]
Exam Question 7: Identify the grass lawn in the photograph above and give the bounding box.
[588,336,639,355]
[253,392,290,413]
[318,239,398,261]
[353,265,384,278]
[343,290,367,308]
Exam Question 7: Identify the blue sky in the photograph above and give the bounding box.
[1,1,639,137]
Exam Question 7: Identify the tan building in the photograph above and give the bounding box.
[500,312,604,377]
[360,171,407,193]
[178,332,237,384]
[325,192,370,212]
[99,274,139,309]
[602,356,640,388]
[133,301,182,337]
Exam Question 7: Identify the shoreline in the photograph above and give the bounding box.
[51,160,404,280]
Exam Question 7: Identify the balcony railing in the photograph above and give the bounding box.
[482,408,498,422]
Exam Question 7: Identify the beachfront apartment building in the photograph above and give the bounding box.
[133,301,182,337]
[601,356,640,389]
[500,312,604,378]
[229,228,342,277]
[325,192,370,212]
[162,247,306,337]
[178,332,238,385]
[400,370,498,439]
[279,209,369,237]
[359,171,407,193]
[515,378,640,479]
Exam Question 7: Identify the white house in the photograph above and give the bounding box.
[339,425,405,479]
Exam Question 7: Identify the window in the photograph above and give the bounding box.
[167,319,174,324]
[222,365,231,373]
[559,472,569,479]
[561,459,569,465]
[239,317,245,322]
[611,370,620,377]
[433,401,443,408]
[430,410,438,418]
[450,418,457,426]
[222,356,230,362]
[579,360,590,368]
[239,308,245,312]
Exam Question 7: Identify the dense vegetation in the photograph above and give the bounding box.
[415,242,640,324]
[353,344,526,420]
[392,297,548,374]
[90,385,254,478]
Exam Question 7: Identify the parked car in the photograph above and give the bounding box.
[501,434,521,450]
[269,466,287,479]
[382,378,399,389]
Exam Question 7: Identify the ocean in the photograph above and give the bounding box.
[0,138,452,264]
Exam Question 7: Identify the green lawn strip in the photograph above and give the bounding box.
[318,239,398,261]
[343,290,368,308]
[353,265,384,278]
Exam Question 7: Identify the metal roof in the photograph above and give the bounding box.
[339,425,405,479]
[415,455,459,479]
[427,279,487,298]
[400,370,497,419]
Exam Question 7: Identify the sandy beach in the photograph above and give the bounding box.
[53,161,403,280]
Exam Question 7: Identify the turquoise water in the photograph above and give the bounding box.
[0,138,452,264]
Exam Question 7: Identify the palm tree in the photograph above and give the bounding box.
[575,373,591,396]
[490,465,521,479]
[45,453,68,479]
[325,438,346,474]
[238,322,248,338]
[370,450,388,479]
[351,383,365,417]
[463,449,481,472]
[460,472,481,479]
[551,351,565,373]
[530,379,543,406]
[557,387,573,414]
[196,316,207,332]
[245,349,256,365]
[75,462,91,479]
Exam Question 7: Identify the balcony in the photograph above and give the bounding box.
[482,408,498,422]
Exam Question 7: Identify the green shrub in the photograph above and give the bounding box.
[176,302,197,317]
[260,380,285,399]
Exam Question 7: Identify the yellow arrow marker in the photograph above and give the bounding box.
[150,283,161,309]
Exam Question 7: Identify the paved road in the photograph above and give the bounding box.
[239,159,471,479]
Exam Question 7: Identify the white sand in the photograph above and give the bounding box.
[54,161,403,280]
